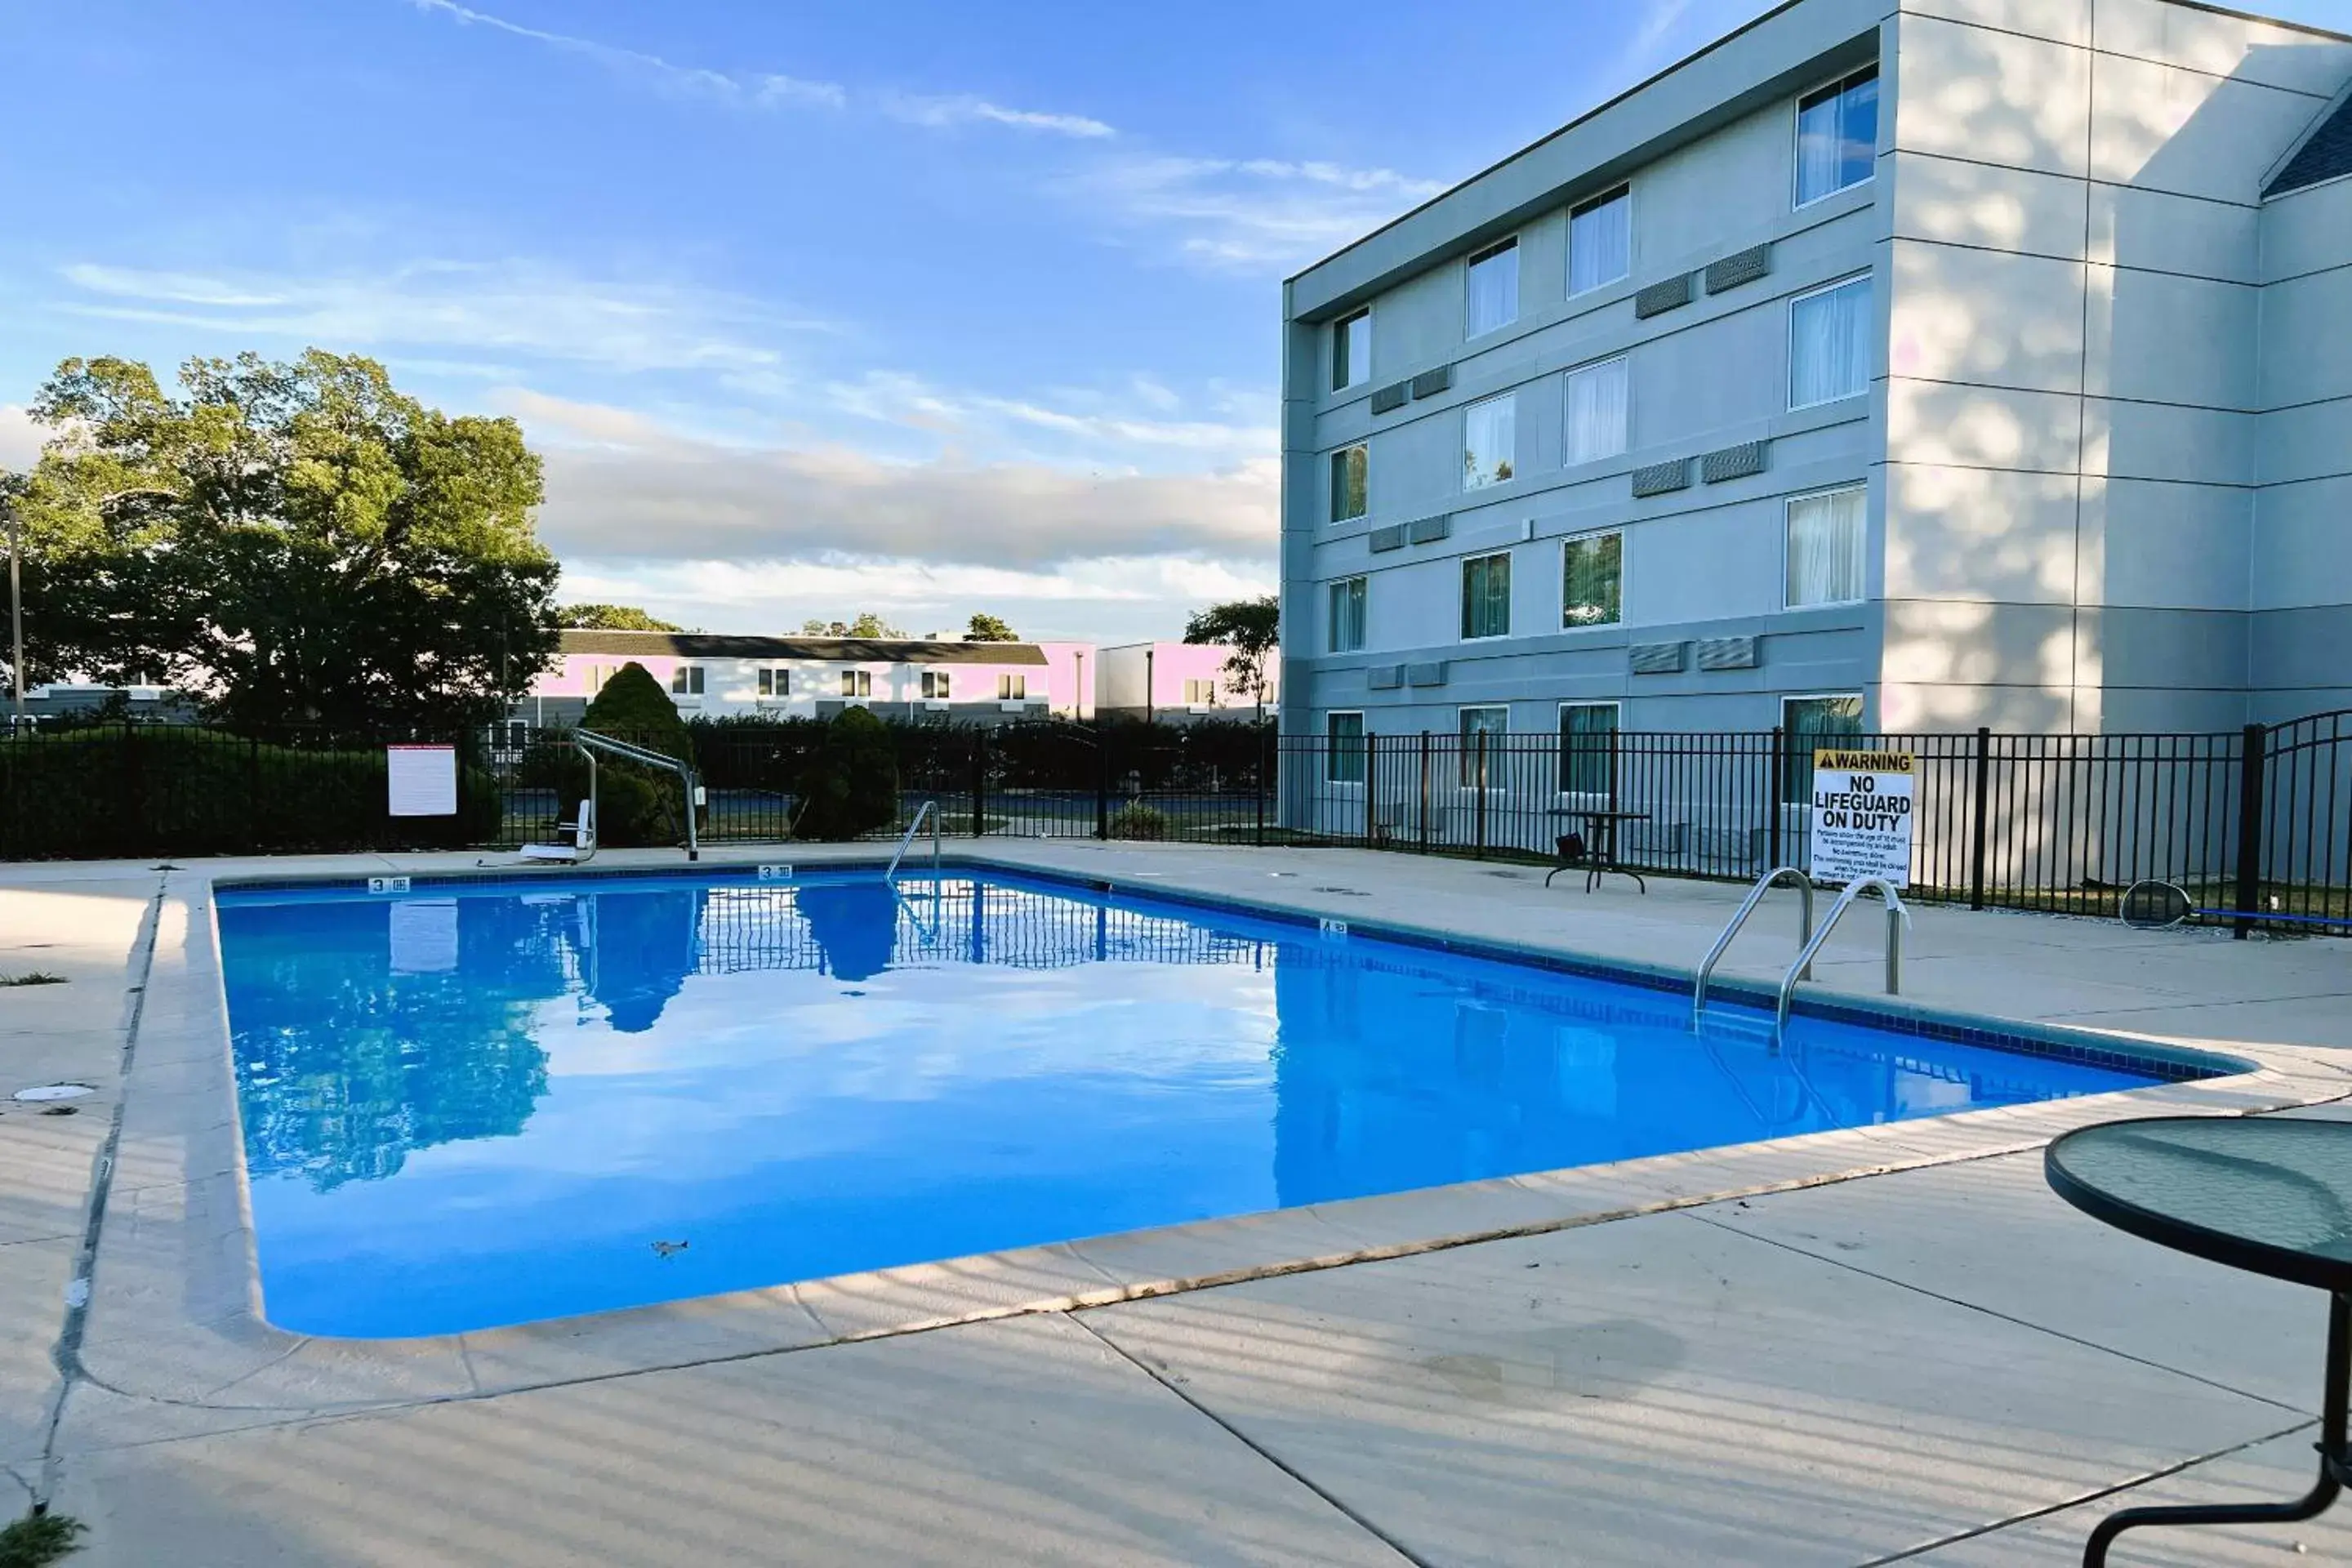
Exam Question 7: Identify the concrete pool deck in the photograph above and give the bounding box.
[1,840,2348,1564]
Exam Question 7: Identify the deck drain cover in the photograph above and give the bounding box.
[12,1083,94,1103]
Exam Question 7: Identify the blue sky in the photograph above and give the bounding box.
[3,0,2348,640]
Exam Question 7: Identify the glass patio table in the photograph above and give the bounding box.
[2045,1116,2352,1566]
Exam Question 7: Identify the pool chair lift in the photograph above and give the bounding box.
[516,729,702,865]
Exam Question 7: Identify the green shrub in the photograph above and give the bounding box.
[0,728,499,860]
[1107,803,1169,840]
[580,663,693,760]
[568,662,695,847]
[793,707,900,840]
[0,1509,87,1567]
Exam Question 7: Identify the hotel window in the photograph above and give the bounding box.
[1333,308,1371,391]
[921,670,951,699]
[840,670,871,698]
[1795,65,1878,207]
[1465,238,1519,337]
[1184,678,1220,706]
[1784,485,1867,608]
[1459,706,1508,787]
[999,674,1028,701]
[1561,531,1623,627]
[669,665,705,697]
[756,667,789,698]
[1558,702,1620,797]
[1562,355,1629,466]
[1328,576,1367,653]
[1781,693,1865,804]
[1330,444,1369,523]
[1462,393,1516,489]
[1788,275,1871,409]
[1460,551,1512,640]
[1568,187,1631,296]
[1325,711,1366,784]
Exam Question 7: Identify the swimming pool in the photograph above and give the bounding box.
[216,867,2165,1339]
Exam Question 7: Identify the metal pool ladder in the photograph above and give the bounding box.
[884,799,942,884]
[1774,877,1908,1035]
[1693,867,1815,1030]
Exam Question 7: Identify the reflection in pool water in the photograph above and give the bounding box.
[217,871,2159,1338]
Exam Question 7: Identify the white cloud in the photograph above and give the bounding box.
[0,406,42,472]
[1069,154,1450,270]
[406,0,845,109]
[814,370,1272,461]
[56,260,823,376]
[881,93,1115,139]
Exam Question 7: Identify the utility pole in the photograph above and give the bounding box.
[6,496,24,725]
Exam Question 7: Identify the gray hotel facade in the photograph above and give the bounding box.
[1277,0,2352,771]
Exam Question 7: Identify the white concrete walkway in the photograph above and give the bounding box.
[2,841,2348,1565]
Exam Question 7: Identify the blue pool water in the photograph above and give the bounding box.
[216,869,2162,1338]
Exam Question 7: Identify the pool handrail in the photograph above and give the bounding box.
[885,799,942,884]
[1692,866,1815,1030]
[576,729,702,862]
[1774,876,1908,1034]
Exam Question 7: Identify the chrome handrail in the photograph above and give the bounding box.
[576,728,701,861]
[1774,876,1908,1034]
[1692,866,1815,1030]
[885,799,941,884]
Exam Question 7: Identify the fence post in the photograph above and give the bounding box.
[2233,721,2266,939]
[1418,732,1432,853]
[1473,733,1489,858]
[122,718,143,858]
[1095,733,1110,840]
[1254,724,1267,848]
[970,730,987,839]
[1363,733,1379,845]
[1968,726,1992,911]
[1766,726,1784,871]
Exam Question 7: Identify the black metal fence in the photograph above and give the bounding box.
[5,710,2348,936]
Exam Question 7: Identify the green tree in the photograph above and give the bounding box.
[576,662,694,846]
[801,612,906,639]
[1183,595,1280,719]
[964,612,1018,642]
[561,603,681,631]
[8,351,559,730]
[792,706,899,840]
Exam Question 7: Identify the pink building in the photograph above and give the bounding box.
[1095,641,1277,724]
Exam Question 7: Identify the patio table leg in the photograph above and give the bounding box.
[2084,1290,2349,1565]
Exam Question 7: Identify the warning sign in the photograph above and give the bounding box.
[1808,748,1914,889]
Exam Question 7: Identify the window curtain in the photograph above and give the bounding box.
[1789,278,1870,407]
[1463,394,1515,488]
[1466,243,1519,336]
[1563,357,1629,466]
[1558,703,1619,797]
[1458,707,1508,788]
[1568,192,1630,296]
[1797,70,1876,204]
[1784,488,1866,608]
[1330,446,1368,522]
[1327,578,1366,653]
[1561,532,1622,626]
[1461,554,1512,639]
[1326,712,1365,784]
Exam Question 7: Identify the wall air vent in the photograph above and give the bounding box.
[1408,514,1453,545]
[1694,635,1758,671]
[1704,245,1770,294]
[1405,662,1450,688]
[1701,441,1768,483]
[1629,642,1686,675]
[1370,381,1410,415]
[1631,459,1690,497]
[1369,524,1408,553]
[1410,366,1453,399]
[1634,274,1693,318]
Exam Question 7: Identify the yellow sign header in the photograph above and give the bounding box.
[1813,748,1915,774]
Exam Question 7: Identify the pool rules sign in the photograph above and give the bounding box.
[1807,748,1915,889]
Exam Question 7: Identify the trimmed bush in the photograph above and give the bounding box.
[793,708,900,840]
[564,662,694,847]
[580,663,693,760]
[1107,803,1169,840]
[0,728,499,860]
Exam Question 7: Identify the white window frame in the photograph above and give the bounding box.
[1560,528,1625,629]
[1555,699,1623,800]
[1463,237,1521,339]
[1456,705,1510,791]
[1566,185,1633,298]
[921,669,951,700]
[1781,483,1869,610]
[1327,575,1368,654]
[998,673,1028,702]
[1330,443,1370,523]
[1461,391,1517,492]
[1333,307,1371,392]
[1792,64,1880,211]
[1561,352,1631,468]
[669,664,706,697]
[1459,550,1513,642]
[1786,273,1873,412]
[1325,710,1368,786]
[841,669,871,698]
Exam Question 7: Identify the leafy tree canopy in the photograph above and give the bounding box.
[7,350,560,731]
[580,662,692,758]
[562,603,681,631]
[964,612,1018,642]
[1183,595,1280,712]
[801,612,906,639]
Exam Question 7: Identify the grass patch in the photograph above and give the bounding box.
[0,973,65,988]
[0,1511,86,1567]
